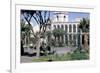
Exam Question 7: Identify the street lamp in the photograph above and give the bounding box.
[77,28,82,51]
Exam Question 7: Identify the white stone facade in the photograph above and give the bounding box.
[47,12,80,46]
[51,22,79,46]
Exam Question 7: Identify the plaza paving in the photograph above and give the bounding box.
[53,46,76,54]
[21,46,76,63]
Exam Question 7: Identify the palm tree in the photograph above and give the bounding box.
[79,18,89,32]
[45,31,52,45]
[21,19,32,48]
[21,10,36,37]
[21,19,31,55]
[32,11,51,57]
[52,29,65,46]
[78,18,90,52]
[21,10,51,57]
[32,11,51,33]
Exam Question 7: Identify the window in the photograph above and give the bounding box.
[69,34,72,40]
[73,34,76,45]
[65,25,67,32]
[61,36,64,43]
[57,25,60,29]
[73,25,76,32]
[69,34,72,44]
[53,25,56,29]
[65,35,68,44]
[61,25,64,29]
[69,25,72,32]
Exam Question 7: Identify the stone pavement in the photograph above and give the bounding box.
[21,46,76,63]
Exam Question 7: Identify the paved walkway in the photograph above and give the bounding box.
[21,46,76,63]
[21,56,37,63]
[53,46,76,54]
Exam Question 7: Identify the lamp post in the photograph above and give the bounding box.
[77,28,82,51]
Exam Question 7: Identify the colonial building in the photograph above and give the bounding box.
[47,12,81,46]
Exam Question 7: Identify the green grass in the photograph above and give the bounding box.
[32,49,89,62]
[70,52,89,60]
[32,54,71,62]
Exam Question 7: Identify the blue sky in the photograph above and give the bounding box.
[21,10,90,26]
[68,12,89,22]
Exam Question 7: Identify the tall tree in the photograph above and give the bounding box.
[32,11,51,57]
[21,10,36,37]
[79,18,89,32]
[78,18,90,52]
[32,11,51,34]
[21,10,51,57]
[52,29,65,45]
[21,19,32,47]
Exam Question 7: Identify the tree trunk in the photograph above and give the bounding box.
[84,34,89,52]
[36,35,41,58]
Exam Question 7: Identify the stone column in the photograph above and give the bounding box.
[67,24,69,46]
[71,25,73,46]
[63,35,65,44]
[76,24,78,33]
[76,24,78,46]
[63,25,65,43]
[71,34,73,46]
[60,25,61,43]
[72,24,73,33]
[80,31,82,46]
[75,34,77,46]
